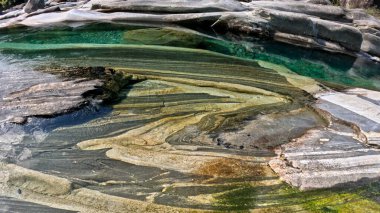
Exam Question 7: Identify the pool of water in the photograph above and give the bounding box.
[0,23,379,212]
[0,23,379,90]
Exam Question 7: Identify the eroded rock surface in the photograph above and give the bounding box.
[316,88,380,147]
[0,66,132,124]
[89,0,248,13]
[0,1,380,212]
[269,88,380,190]
[1,79,102,124]
[270,127,380,190]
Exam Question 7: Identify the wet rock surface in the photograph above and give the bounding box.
[1,79,102,124]
[0,1,379,212]
[0,196,75,213]
[0,66,132,124]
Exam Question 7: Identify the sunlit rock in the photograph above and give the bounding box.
[88,0,248,13]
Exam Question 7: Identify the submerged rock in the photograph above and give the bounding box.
[0,67,131,124]
[0,1,379,212]
[123,28,205,48]
[48,66,133,103]
[1,79,102,124]
[0,0,378,60]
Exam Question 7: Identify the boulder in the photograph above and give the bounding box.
[269,127,380,190]
[311,17,363,51]
[361,33,380,56]
[23,0,45,13]
[216,9,363,52]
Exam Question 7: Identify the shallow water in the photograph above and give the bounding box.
[0,23,379,212]
[1,23,379,90]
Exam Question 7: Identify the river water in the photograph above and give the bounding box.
[0,23,379,212]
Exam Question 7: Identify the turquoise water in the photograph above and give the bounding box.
[0,23,379,213]
[1,23,379,90]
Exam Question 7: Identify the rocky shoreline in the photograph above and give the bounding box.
[0,0,379,212]
[1,0,380,61]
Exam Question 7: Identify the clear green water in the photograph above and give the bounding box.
[1,23,379,90]
[0,23,379,212]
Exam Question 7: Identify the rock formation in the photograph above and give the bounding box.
[340,0,374,8]
[0,0,379,212]
[23,0,45,13]
[0,67,131,124]
[0,0,378,62]
[270,88,380,190]
[1,79,102,124]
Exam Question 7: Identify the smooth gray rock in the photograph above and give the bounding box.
[306,0,332,4]
[270,87,380,189]
[270,127,380,190]
[23,0,45,13]
[0,0,377,58]
[12,9,224,27]
[0,196,75,213]
[315,89,380,147]
[361,33,380,56]
[247,1,346,21]
[89,0,248,13]
[340,0,374,9]
[311,17,363,51]
[216,8,363,52]
[0,79,103,124]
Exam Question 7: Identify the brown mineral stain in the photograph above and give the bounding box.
[196,158,267,178]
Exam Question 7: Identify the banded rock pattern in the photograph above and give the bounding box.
[0,2,379,212]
